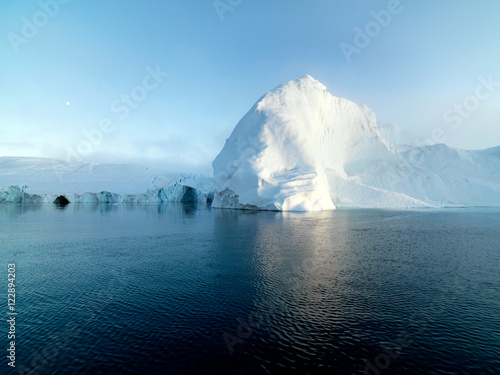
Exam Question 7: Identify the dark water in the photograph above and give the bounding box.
[1,203,499,375]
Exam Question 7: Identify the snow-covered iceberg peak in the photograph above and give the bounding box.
[212,75,392,211]
[212,75,500,211]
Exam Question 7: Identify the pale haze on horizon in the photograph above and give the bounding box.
[1,0,499,174]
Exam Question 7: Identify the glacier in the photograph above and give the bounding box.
[0,157,214,204]
[212,75,500,211]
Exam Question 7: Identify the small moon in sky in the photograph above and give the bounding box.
[66,102,70,106]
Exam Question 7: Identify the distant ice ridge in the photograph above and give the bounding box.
[0,157,214,204]
[0,184,213,204]
[212,75,500,211]
[377,122,418,146]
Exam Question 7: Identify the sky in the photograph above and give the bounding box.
[1,0,499,174]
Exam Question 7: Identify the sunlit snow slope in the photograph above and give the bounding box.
[212,75,500,211]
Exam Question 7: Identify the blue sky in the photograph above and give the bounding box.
[1,0,499,173]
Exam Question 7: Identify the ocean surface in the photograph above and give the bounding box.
[1,203,499,375]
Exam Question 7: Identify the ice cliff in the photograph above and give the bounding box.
[0,157,214,204]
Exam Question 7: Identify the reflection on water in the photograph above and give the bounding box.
[0,204,499,374]
[0,201,211,216]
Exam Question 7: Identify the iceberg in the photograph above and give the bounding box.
[0,157,215,205]
[212,75,500,211]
